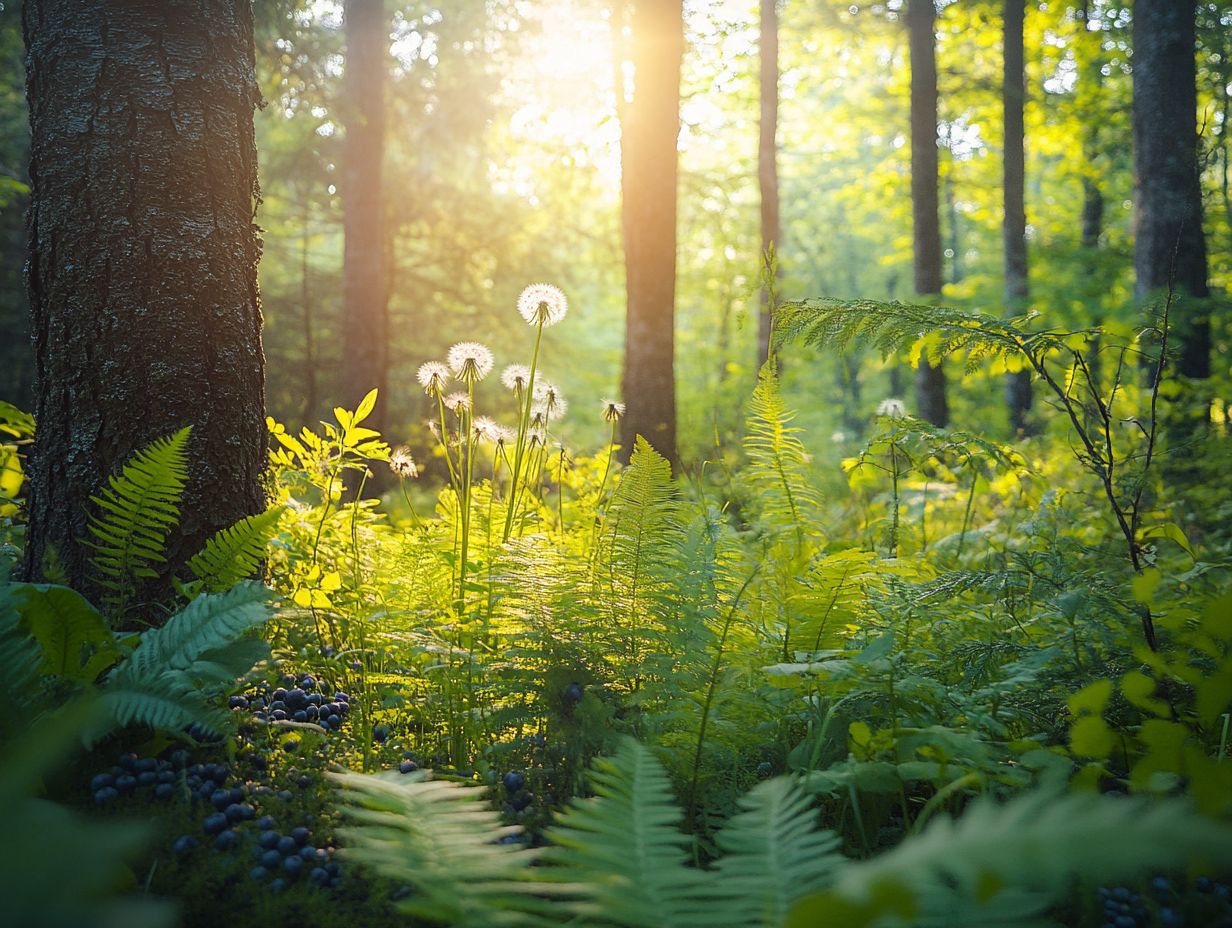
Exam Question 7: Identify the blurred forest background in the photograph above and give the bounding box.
[0,0,1229,464]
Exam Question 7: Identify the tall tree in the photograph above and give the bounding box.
[1132,0,1210,382]
[616,0,683,465]
[907,0,949,426]
[1002,0,1032,433]
[341,0,389,435]
[21,0,266,595]
[757,0,780,367]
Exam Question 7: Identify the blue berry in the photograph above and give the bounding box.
[299,845,318,861]
[211,789,231,811]
[229,695,249,709]
[115,775,137,793]
[277,790,293,801]
[249,866,268,881]
[283,856,302,876]
[399,760,418,774]
[270,878,287,893]
[278,835,297,854]
[154,783,175,800]
[261,849,282,869]
[503,771,526,794]
[90,773,115,791]
[259,830,280,849]
[310,866,329,885]
[291,826,311,846]
[214,829,239,851]
[93,786,119,804]
[1159,907,1183,928]
[137,771,158,786]
[172,835,199,855]
[203,813,228,835]
[257,815,276,830]
[563,682,584,703]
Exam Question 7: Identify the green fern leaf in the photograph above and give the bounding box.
[788,790,1232,928]
[188,507,283,591]
[744,364,821,540]
[333,770,544,928]
[543,739,713,928]
[711,777,842,928]
[86,427,191,604]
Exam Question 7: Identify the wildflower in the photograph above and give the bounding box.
[493,424,516,448]
[444,392,470,415]
[447,342,495,383]
[417,361,451,396]
[830,430,847,444]
[389,446,419,479]
[876,397,907,419]
[534,380,566,419]
[426,418,441,440]
[516,283,568,327]
[533,395,567,422]
[472,416,501,442]
[501,364,532,392]
[601,399,626,422]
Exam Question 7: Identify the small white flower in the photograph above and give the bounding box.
[501,364,532,392]
[601,399,626,422]
[417,361,450,396]
[516,283,568,327]
[876,398,907,419]
[444,392,470,415]
[534,380,566,419]
[389,446,419,479]
[447,342,494,383]
[472,416,501,442]
[533,395,568,421]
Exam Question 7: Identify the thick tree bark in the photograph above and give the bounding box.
[21,0,266,599]
[341,0,388,433]
[1002,0,1033,434]
[757,0,780,368]
[1132,0,1209,380]
[907,0,948,427]
[617,0,682,466]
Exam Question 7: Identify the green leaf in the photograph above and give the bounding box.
[12,583,118,681]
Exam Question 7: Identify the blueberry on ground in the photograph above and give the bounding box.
[283,856,303,876]
[399,760,418,774]
[283,739,300,753]
[261,849,282,869]
[215,829,240,851]
[291,826,311,846]
[172,835,199,855]
[259,830,281,850]
[211,789,231,811]
[310,866,329,885]
[257,815,276,830]
[115,775,137,793]
[270,878,287,893]
[299,845,318,861]
[278,835,298,854]
[503,771,526,793]
[297,774,313,789]
[90,772,115,791]
[93,786,119,804]
[249,866,268,881]
[563,682,584,703]
[203,813,229,835]
[137,771,158,786]
[154,783,175,800]
[277,789,294,801]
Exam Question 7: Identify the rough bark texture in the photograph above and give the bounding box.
[617,0,682,467]
[21,0,266,599]
[1133,0,1209,379]
[341,0,388,431]
[908,0,948,427]
[1002,0,1033,433]
[757,0,780,367]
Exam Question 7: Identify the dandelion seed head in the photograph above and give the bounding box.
[516,283,568,327]
[417,361,451,396]
[533,395,567,421]
[426,418,441,439]
[444,392,470,414]
[389,446,419,479]
[601,399,626,422]
[472,416,501,441]
[876,397,907,419]
[830,430,848,444]
[501,364,532,392]
[447,341,494,383]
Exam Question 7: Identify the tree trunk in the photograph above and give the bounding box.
[757,0,780,368]
[617,0,683,467]
[1077,0,1106,386]
[21,0,266,599]
[1133,0,1209,380]
[341,0,388,433]
[908,0,949,427]
[1002,0,1033,434]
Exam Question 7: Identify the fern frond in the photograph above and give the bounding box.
[86,427,191,603]
[543,739,712,928]
[744,364,821,538]
[789,790,1232,927]
[773,298,1070,373]
[710,777,841,928]
[187,507,283,591]
[333,770,544,928]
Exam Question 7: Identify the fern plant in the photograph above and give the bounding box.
[86,427,191,609]
[186,506,283,591]
[335,738,1232,928]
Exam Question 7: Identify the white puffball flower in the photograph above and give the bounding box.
[517,283,568,327]
[876,398,907,419]
[447,342,495,383]
[417,361,450,396]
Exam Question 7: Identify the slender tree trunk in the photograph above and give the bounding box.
[301,200,318,426]
[1002,0,1033,434]
[21,0,266,598]
[1077,0,1106,386]
[757,0,780,367]
[908,0,948,426]
[341,0,388,432]
[1133,0,1209,381]
[617,0,683,467]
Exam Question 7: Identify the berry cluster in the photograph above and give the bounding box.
[230,672,351,733]
[251,821,341,892]
[91,750,191,805]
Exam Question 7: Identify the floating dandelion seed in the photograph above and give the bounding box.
[501,364,531,392]
[516,283,568,327]
[601,399,626,422]
[417,361,450,396]
[447,342,494,383]
[444,392,470,415]
[472,416,501,442]
[876,398,907,419]
[389,446,419,479]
